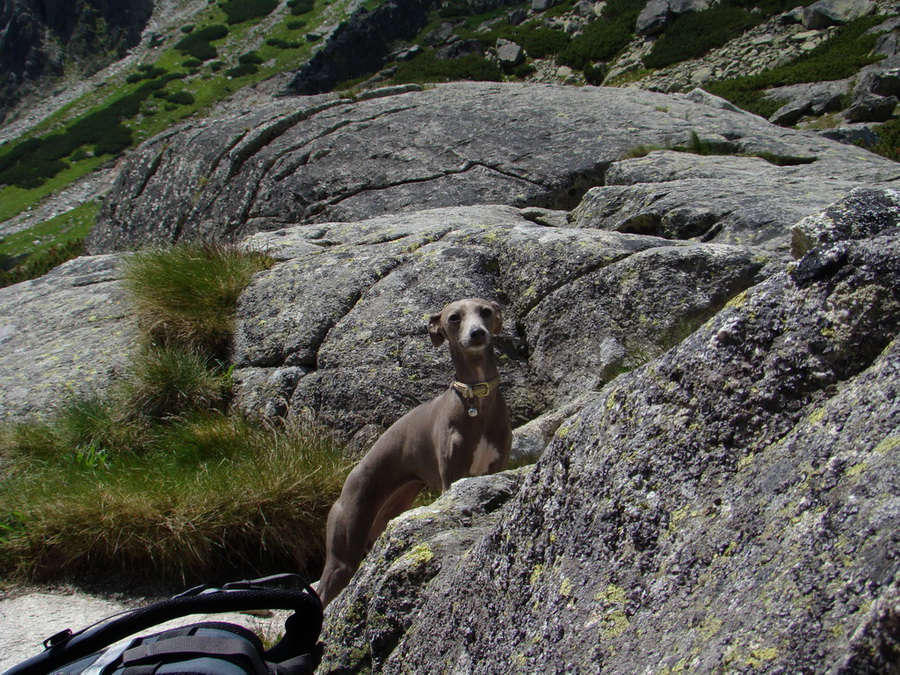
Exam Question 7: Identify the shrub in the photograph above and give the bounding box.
[126,67,168,84]
[584,63,607,85]
[390,49,503,85]
[221,0,279,25]
[194,24,229,41]
[288,0,315,16]
[121,241,274,355]
[166,90,196,105]
[266,37,302,49]
[225,62,259,78]
[481,22,570,60]
[175,33,219,61]
[559,0,644,69]
[239,51,264,65]
[871,118,900,161]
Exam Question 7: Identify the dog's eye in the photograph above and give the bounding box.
[448,313,461,323]
[480,307,493,318]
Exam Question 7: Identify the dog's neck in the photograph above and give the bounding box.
[448,345,500,386]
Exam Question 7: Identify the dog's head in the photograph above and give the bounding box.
[428,298,503,350]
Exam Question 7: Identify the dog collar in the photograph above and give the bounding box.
[452,376,500,400]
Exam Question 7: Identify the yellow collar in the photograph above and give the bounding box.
[451,376,500,399]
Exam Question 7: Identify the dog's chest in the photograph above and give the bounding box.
[468,437,500,476]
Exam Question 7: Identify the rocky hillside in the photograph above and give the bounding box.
[0,0,154,121]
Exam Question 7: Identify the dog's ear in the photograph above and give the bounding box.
[428,312,446,347]
[490,301,503,335]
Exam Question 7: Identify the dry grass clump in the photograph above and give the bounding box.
[0,415,350,584]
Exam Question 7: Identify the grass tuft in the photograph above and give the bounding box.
[121,241,273,355]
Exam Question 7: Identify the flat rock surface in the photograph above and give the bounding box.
[0,255,135,421]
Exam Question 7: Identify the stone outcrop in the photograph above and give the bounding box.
[318,187,900,673]
[86,82,899,255]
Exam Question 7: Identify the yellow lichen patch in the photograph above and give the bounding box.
[725,290,749,310]
[401,543,434,567]
[748,647,778,667]
[806,408,827,425]
[845,462,868,477]
[874,436,900,454]
[697,614,723,641]
[530,564,544,585]
[560,577,573,598]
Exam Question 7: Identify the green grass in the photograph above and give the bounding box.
[0,412,351,584]
[121,241,274,355]
[0,201,99,288]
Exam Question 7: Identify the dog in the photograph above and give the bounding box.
[316,298,512,607]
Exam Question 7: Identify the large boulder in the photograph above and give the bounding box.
[636,0,712,37]
[319,190,900,673]
[232,205,777,439]
[85,83,899,255]
[803,0,877,29]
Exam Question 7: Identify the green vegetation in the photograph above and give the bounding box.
[0,0,334,233]
[871,118,900,161]
[288,0,316,16]
[0,411,349,584]
[391,50,503,85]
[0,201,99,288]
[559,0,643,69]
[0,241,351,584]
[121,241,273,355]
[175,24,230,61]
[706,15,886,118]
[642,0,805,70]
[221,0,279,25]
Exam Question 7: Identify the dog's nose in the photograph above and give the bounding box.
[469,327,487,340]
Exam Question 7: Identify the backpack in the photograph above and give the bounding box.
[3,574,323,675]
